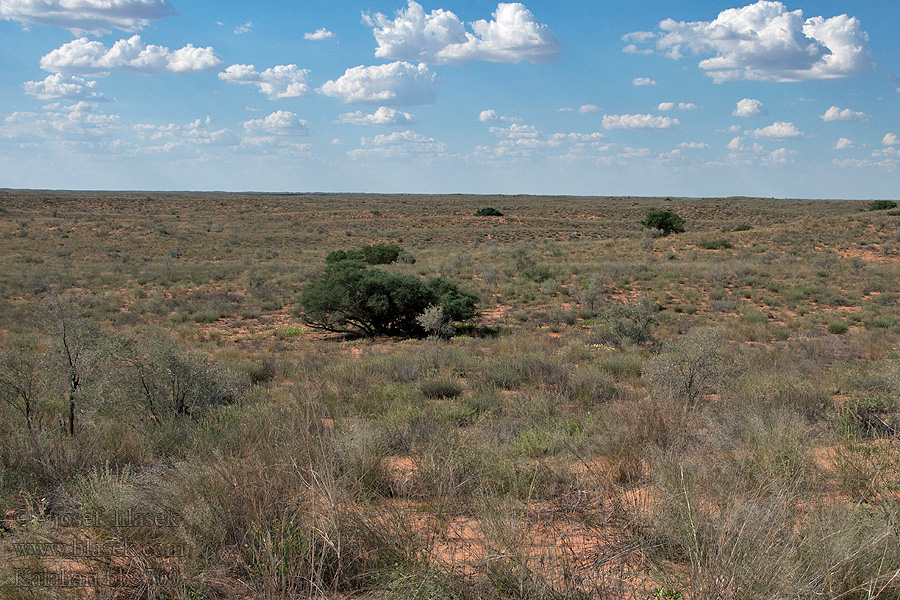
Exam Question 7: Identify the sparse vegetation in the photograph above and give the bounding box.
[1,191,900,599]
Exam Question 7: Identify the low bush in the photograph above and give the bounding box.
[868,200,898,211]
[299,260,477,337]
[641,210,686,236]
[475,207,504,217]
[326,243,412,265]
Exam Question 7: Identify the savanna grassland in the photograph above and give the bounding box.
[2,190,900,599]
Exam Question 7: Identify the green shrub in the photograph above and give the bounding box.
[828,321,849,335]
[641,210,686,236]
[868,200,897,211]
[475,207,504,217]
[299,260,477,337]
[326,244,410,265]
[698,238,733,250]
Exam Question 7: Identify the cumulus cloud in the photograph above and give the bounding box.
[658,102,698,111]
[884,133,899,146]
[632,77,656,86]
[135,116,238,149]
[680,141,708,149]
[834,137,856,149]
[622,31,655,54]
[365,1,561,64]
[478,109,519,122]
[747,121,803,139]
[2,101,122,141]
[304,28,335,40]
[820,106,869,122]
[219,64,309,99]
[626,1,875,83]
[767,147,796,164]
[579,104,601,113]
[733,98,767,117]
[243,110,310,141]
[336,106,417,126]
[41,35,222,76]
[602,114,679,130]
[23,73,108,102]
[0,0,174,35]
[349,129,453,160]
[233,21,252,35]
[318,61,441,105]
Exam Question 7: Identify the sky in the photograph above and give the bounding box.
[0,0,898,198]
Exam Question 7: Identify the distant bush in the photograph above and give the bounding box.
[641,210,685,236]
[326,243,412,265]
[475,207,504,217]
[733,224,753,232]
[299,260,477,337]
[698,238,734,250]
[828,321,850,335]
[868,200,898,211]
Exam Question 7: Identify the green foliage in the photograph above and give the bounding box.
[641,210,686,235]
[868,200,898,211]
[299,260,477,337]
[475,207,504,217]
[828,321,850,335]
[698,238,733,250]
[326,243,412,265]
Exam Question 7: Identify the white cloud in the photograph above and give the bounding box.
[557,107,572,112]
[219,64,310,100]
[242,110,310,141]
[833,158,897,170]
[873,147,900,158]
[336,106,417,126]
[318,61,441,106]
[680,141,708,149]
[550,132,606,142]
[628,1,875,83]
[767,147,795,164]
[632,77,656,86]
[0,0,174,35]
[579,104,601,113]
[304,28,335,41]
[747,121,803,139]
[2,101,122,141]
[602,114,679,130]
[622,31,656,55]
[489,123,541,139]
[41,35,222,76]
[820,106,869,122]
[658,102,698,111]
[233,21,252,35]
[366,1,561,64]
[882,133,898,146]
[135,116,238,149]
[349,129,453,161]
[732,98,767,117]
[727,136,743,150]
[478,109,519,122]
[23,73,108,102]
[834,137,856,149]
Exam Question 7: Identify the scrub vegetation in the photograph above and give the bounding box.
[2,190,900,599]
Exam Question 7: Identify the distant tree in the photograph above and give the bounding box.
[326,243,410,265]
[299,260,476,337]
[869,200,898,211]
[641,210,686,236]
[475,207,504,217]
[49,298,92,436]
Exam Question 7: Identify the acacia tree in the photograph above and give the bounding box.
[0,345,42,432]
[299,260,477,337]
[49,298,92,436]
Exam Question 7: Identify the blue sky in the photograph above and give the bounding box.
[1,0,898,198]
